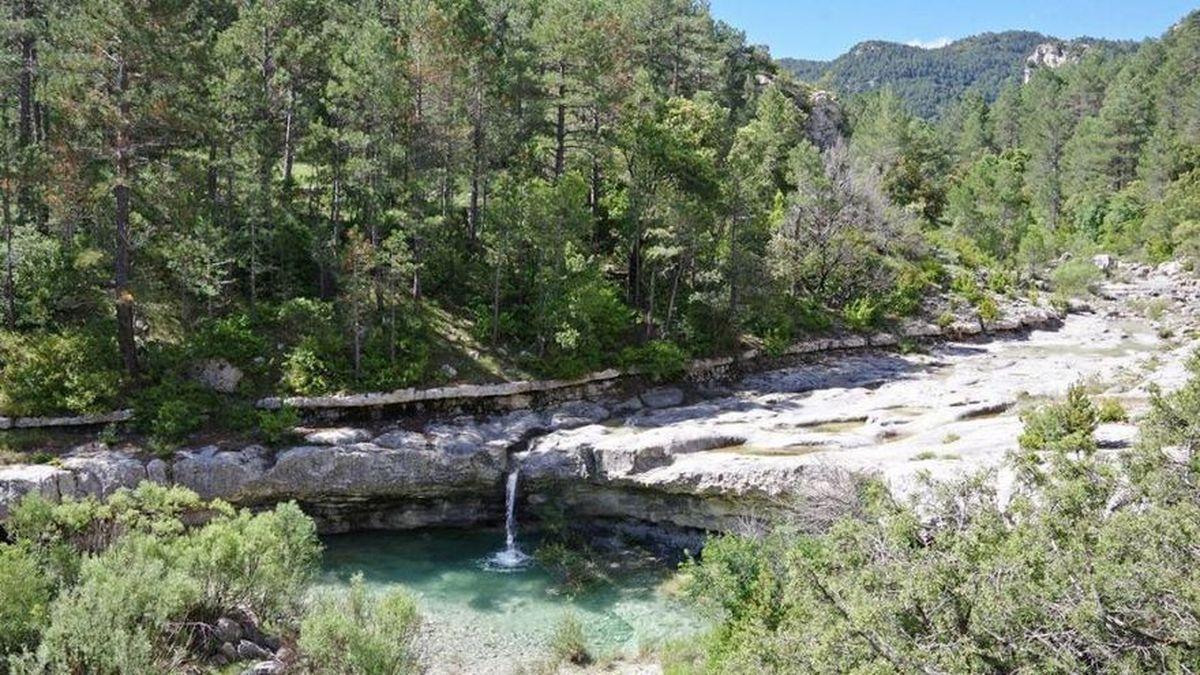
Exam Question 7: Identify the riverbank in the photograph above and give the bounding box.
[1,261,1196,539]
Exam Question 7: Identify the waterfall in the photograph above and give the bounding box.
[484,469,529,571]
[504,469,519,548]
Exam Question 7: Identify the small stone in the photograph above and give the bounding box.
[303,427,371,446]
[639,387,684,409]
[373,430,428,451]
[219,641,238,662]
[242,661,285,675]
[192,358,244,394]
[146,458,169,484]
[215,617,242,644]
[439,363,459,379]
[237,639,272,661]
[1092,253,1114,273]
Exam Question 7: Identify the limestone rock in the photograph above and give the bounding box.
[303,427,372,446]
[216,617,243,644]
[372,430,429,451]
[237,639,272,661]
[172,446,269,501]
[192,359,244,394]
[0,464,70,517]
[639,387,684,409]
[1092,254,1114,273]
[61,449,147,498]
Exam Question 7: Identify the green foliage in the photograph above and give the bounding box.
[549,613,590,666]
[684,375,1200,673]
[840,297,879,333]
[1098,398,1130,423]
[1052,260,1103,298]
[258,406,301,446]
[619,341,688,382]
[782,32,1130,120]
[132,381,219,444]
[298,574,420,675]
[534,542,606,593]
[4,484,321,672]
[0,544,52,657]
[186,314,268,368]
[0,330,122,417]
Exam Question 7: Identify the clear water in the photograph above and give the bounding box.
[316,529,708,670]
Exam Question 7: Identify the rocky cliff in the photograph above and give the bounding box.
[2,263,1195,541]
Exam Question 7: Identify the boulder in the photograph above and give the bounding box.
[639,387,685,409]
[0,464,70,517]
[215,617,242,644]
[242,661,285,675]
[372,430,429,451]
[61,450,147,498]
[303,428,371,446]
[192,359,244,394]
[172,446,269,501]
[236,639,272,661]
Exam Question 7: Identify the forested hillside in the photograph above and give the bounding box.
[781,32,1133,118]
[0,1,1197,450]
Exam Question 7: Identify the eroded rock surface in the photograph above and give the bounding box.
[1,262,1196,532]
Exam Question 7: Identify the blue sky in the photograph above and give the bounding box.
[709,0,1199,60]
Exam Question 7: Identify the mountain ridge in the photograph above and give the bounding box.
[780,31,1135,118]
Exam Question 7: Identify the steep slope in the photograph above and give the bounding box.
[781,32,1129,118]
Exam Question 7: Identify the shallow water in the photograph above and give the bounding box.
[316,529,708,669]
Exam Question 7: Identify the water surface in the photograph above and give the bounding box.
[317,529,707,671]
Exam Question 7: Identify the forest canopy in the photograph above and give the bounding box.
[0,2,1197,447]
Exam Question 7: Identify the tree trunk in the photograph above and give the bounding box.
[491,261,501,347]
[468,81,484,242]
[554,61,566,178]
[589,111,601,222]
[728,213,740,318]
[114,60,139,378]
[2,162,14,329]
[283,87,296,187]
[16,0,37,235]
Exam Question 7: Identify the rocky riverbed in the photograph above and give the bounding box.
[2,261,1197,539]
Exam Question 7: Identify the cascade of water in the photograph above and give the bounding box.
[484,469,530,571]
[505,469,519,548]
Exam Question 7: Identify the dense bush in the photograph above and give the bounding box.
[683,369,1200,673]
[0,330,122,417]
[619,340,689,382]
[298,574,420,675]
[2,484,322,673]
[0,545,52,657]
[1051,260,1104,299]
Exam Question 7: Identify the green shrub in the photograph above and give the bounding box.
[1174,220,1200,272]
[976,295,1001,324]
[186,313,267,367]
[619,340,688,382]
[549,613,589,666]
[0,330,122,417]
[841,297,879,333]
[282,337,342,396]
[534,542,605,592]
[1098,398,1130,423]
[684,377,1200,673]
[132,381,217,443]
[1051,259,1103,298]
[6,485,321,674]
[0,544,52,656]
[298,574,420,675]
[258,406,300,446]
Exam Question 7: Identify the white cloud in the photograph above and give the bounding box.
[906,36,954,49]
